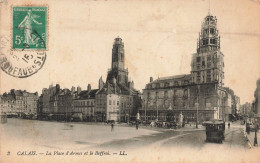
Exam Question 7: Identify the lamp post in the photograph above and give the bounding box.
[145,99,147,121]
[156,96,159,120]
[254,124,258,147]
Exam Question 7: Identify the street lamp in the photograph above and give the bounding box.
[145,99,147,121]
[254,124,258,146]
[156,96,159,120]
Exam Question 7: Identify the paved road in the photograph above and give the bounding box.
[96,125,248,150]
[2,119,259,163]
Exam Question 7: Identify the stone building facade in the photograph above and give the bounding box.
[140,13,232,123]
[0,90,38,117]
[0,94,16,115]
[73,84,98,121]
[41,84,60,114]
[252,79,260,117]
[95,37,141,122]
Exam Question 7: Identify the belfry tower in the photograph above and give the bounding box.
[191,13,224,87]
[106,37,129,87]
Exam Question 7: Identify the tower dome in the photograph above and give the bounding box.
[197,13,220,54]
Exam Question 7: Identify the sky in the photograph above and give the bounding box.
[0,0,259,104]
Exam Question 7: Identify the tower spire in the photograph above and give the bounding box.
[208,0,211,15]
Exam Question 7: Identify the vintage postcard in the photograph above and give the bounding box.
[0,0,260,162]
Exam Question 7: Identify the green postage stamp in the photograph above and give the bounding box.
[12,6,47,50]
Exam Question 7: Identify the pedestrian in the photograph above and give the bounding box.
[228,122,230,129]
[246,123,250,134]
[150,121,154,128]
[111,122,114,132]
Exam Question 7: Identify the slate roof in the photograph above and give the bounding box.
[96,81,138,96]
[75,89,99,100]
[149,74,191,84]
[1,94,15,101]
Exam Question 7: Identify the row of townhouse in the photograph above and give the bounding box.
[37,37,142,122]
[0,89,38,116]
[38,81,141,122]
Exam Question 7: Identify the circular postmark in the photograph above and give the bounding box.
[0,35,46,78]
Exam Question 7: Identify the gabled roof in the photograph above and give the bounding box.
[58,89,72,96]
[14,90,23,96]
[1,94,15,101]
[75,89,99,100]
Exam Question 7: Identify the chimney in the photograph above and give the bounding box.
[150,77,153,82]
[71,86,75,92]
[87,84,91,92]
[77,86,81,94]
[56,84,60,92]
[99,76,104,90]
[131,80,134,88]
[10,89,15,95]
[113,77,116,94]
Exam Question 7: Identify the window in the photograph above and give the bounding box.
[210,38,216,44]
[173,99,176,106]
[202,61,205,67]
[206,87,211,95]
[164,91,168,98]
[207,70,211,82]
[117,101,119,106]
[203,39,209,45]
[174,90,177,96]
[121,53,124,62]
[204,29,208,34]
[210,28,215,34]
[109,100,112,105]
[184,89,188,96]
[197,72,201,83]
[197,57,201,62]
[197,63,200,69]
